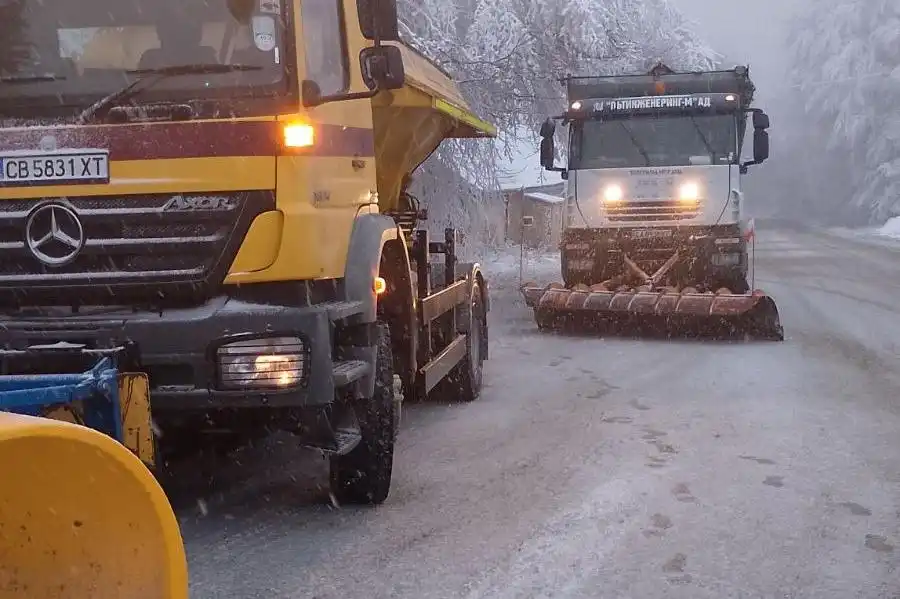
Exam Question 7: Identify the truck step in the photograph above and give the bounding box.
[331,428,362,455]
[302,428,361,455]
[324,301,366,321]
[332,360,370,387]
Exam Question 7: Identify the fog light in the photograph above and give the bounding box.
[217,336,306,390]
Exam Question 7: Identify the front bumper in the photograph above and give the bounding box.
[562,225,748,279]
[0,296,336,411]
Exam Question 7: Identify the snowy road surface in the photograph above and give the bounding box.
[169,225,900,599]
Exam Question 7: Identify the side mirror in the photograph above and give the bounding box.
[753,110,770,130]
[753,129,769,163]
[301,79,324,107]
[357,0,400,42]
[540,136,555,170]
[360,45,405,91]
[539,118,556,139]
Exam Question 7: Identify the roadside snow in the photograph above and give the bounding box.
[481,245,560,285]
[826,220,900,248]
[877,216,900,239]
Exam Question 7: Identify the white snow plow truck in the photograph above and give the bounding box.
[521,63,783,340]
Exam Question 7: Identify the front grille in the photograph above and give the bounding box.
[606,200,699,222]
[0,191,273,306]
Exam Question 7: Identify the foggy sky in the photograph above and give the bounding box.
[674,0,808,102]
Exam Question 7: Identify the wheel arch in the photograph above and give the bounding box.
[344,213,417,395]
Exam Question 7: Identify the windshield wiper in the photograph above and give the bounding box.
[75,63,262,124]
[126,63,262,76]
[617,121,651,166]
[1,74,67,83]
[689,116,716,160]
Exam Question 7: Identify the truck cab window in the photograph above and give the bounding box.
[139,18,218,70]
[301,0,348,96]
[0,0,289,117]
[575,114,738,169]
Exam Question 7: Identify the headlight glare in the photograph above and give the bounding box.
[603,184,624,203]
[679,182,700,202]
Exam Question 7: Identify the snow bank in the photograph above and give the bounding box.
[477,244,561,295]
[876,217,900,239]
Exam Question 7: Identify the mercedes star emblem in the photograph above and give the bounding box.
[25,203,86,267]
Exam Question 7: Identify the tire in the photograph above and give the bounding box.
[329,322,396,505]
[392,374,403,441]
[457,280,486,402]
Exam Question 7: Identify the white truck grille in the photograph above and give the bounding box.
[605,200,699,222]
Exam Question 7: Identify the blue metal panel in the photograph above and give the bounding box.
[0,356,123,442]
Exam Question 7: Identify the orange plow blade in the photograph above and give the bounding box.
[521,283,783,341]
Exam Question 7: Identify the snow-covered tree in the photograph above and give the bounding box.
[397,0,718,247]
[787,0,900,222]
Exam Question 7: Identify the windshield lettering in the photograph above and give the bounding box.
[593,95,713,112]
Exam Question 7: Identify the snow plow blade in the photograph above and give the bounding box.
[521,283,783,341]
[0,412,188,599]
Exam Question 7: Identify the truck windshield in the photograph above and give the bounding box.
[0,0,289,115]
[574,114,738,169]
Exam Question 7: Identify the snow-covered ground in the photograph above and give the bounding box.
[168,226,900,599]
[480,244,560,285]
[826,217,900,248]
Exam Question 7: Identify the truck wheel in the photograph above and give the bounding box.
[457,280,486,402]
[329,322,395,505]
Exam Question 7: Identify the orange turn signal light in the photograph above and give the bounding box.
[373,276,387,295]
[283,123,315,148]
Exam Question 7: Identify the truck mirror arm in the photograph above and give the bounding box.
[302,84,380,108]
[302,45,405,108]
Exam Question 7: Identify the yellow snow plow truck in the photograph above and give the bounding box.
[0,0,496,593]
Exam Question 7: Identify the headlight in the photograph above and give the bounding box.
[216,336,307,390]
[603,184,624,203]
[678,182,700,202]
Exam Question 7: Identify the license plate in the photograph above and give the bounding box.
[631,228,673,239]
[0,150,110,186]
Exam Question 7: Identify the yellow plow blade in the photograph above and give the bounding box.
[0,412,187,599]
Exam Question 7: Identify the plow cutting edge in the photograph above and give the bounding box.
[520,283,784,341]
